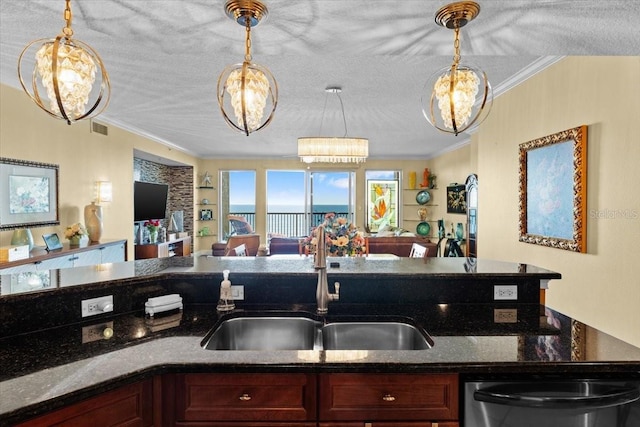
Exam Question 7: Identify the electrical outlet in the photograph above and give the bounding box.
[494,285,518,300]
[494,309,518,323]
[231,285,244,300]
[81,295,114,317]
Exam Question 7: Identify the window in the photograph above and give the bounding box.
[365,170,401,232]
[266,170,355,237]
[219,170,256,238]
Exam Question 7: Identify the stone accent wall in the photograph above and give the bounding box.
[133,158,193,244]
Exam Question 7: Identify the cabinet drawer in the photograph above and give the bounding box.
[15,379,153,426]
[319,374,458,421]
[319,423,458,427]
[176,373,316,422]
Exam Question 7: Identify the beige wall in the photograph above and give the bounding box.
[473,56,640,347]
[0,84,197,259]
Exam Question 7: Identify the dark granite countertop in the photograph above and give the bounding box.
[1,301,639,424]
[2,256,634,425]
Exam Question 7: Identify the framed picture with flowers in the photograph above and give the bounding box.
[0,157,59,230]
[366,180,398,233]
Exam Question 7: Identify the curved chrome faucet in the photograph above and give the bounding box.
[315,225,339,314]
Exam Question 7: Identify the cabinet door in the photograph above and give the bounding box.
[174,373,317,423]
[70,249,103,267]
[99,243,126,263]
[320,423,459,427]
[319,373,458,422]
[15,379,153,426]
[35,256,73,270]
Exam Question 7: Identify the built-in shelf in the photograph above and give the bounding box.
[197,186,215,189]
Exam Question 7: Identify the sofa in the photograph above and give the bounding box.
[268,236,305,255]
[267,235,437,257]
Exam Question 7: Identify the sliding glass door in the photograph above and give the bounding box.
[266,170,355,237]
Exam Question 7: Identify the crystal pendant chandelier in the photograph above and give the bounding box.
[17,0,110,125]
[298,87,368,164]
[217,0,278,136]
[421,1,492,136]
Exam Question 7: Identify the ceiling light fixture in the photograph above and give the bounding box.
[217,0,278,136]
[17,0,110,125]
[298,87,368,164]
[421,1,492,136]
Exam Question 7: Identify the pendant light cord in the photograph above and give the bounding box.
[318,90,349,137]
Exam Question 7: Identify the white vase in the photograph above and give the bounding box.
[11,228,34,251]
[84,202,103,242]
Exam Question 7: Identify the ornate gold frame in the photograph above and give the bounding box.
[518,125,588,252]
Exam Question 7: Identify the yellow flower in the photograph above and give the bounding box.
[333,235,349,247]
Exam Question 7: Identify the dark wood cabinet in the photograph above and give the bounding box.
[172,373,316,426]
[319,373,458,424]
[135,236,191,259]
[15,379,154,427]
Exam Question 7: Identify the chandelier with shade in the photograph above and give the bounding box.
[298,87,369,164]
[421,1,492,136]
[217,0,278,136]
[17,0,110,125]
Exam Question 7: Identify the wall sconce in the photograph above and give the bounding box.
[96,181,112,203]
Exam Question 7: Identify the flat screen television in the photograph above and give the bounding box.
[134,181,169,222]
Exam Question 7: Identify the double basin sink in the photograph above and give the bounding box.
[202,315,433,351]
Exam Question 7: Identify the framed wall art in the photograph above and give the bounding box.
[518,125,587,252]
[446,184,466,214]
[0,158,59,230]
[366,180,398,232]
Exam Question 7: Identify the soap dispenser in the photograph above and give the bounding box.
[217,269,235,312]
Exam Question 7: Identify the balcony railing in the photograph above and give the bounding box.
[227,211,349,237]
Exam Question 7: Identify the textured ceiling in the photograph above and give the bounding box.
[1,1,638,162]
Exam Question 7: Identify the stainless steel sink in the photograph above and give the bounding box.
[202,316,322,350]
[322,322,432,350]
[202,316,432,351]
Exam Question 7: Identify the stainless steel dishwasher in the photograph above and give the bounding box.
[464,379,640,427]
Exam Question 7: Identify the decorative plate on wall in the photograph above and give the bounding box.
[416,190,431,205]
[416,221,431,236]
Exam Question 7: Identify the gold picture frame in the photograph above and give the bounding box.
[518,125,587,252]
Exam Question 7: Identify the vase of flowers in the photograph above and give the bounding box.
[302,213,366,257]
[144,219,160,243]
[64,223,88,247]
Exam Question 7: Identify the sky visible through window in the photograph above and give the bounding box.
[229,170,397,212]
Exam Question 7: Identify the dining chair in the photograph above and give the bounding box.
[409,243,428,258]
[231,243,247,256]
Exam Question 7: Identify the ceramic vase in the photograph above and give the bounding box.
[11,228,34,251]
[456,223,464,241]
[84,202,103,242]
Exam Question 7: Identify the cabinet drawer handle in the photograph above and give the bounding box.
[239,393,252,401]
[382,394,396,402]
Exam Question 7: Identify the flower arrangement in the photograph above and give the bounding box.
[302,213,366,257]
[64,223,87,243]
[144,219,160,233]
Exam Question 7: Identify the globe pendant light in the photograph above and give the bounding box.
[421,1,492,136]
[17,0,110,125]
[217,0,278,136]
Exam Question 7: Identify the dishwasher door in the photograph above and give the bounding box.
[464,380,640,427]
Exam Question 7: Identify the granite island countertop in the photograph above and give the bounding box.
[1,302,639,425]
